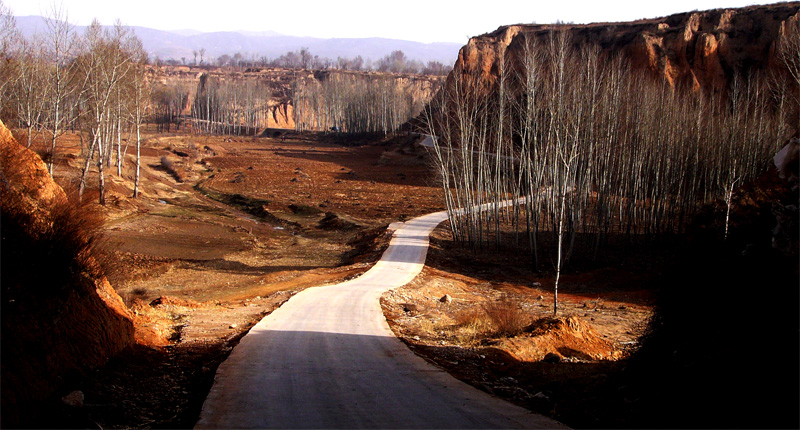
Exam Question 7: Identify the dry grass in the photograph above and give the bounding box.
[416,316,439,335]
[452,307,493,341]
[445,295,530,341]
[483,295,529,337]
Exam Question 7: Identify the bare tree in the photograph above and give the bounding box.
[131,42,148,198]
[299,47,311,69]
[42,3,78,176]
[11,37,48,147]
[0,0,19,109]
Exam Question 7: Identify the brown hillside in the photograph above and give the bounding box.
[0,120,135,428]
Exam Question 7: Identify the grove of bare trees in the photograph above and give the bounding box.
[425,27,799,315]
[189,74,273,135]
[1,2,149,205]
[294,72,437,134]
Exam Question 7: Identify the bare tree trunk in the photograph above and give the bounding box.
[134,121,141,197]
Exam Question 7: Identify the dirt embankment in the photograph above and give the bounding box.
[0,120,135,428]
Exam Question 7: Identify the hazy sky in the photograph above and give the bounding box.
[4,0,793,43]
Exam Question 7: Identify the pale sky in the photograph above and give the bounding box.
[4,0,794,43]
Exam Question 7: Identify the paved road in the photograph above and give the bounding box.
[196,204,564,429]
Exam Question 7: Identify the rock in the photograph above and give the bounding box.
[537,295,544,300]
[542,352,562,363]
[775,138,800,181]
[533,391,550,401]
[61,390,84,408]
[229,323,238,329]
[439,294,452,304]
[402,303,419,313]
[531,282,541,287]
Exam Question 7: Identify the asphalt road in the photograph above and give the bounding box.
[196,207,565,428]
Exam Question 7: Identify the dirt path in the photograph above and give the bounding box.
[196,210,565,429]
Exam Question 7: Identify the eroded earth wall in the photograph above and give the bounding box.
[452,2,799,93]
[0,120,135,427]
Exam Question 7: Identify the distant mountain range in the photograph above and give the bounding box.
[14,15,461,65]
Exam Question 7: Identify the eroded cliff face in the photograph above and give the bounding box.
[0,120,134,427]
[152,66,442,131]
[454,2,799,93]
[150,66,297,129]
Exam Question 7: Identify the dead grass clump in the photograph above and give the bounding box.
[452,307,493,341]
[483,295,529,337]
[416,316,439,335]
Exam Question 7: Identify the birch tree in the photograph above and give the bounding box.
[43,4,78,176]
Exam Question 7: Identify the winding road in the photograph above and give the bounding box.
[195,142,564,429]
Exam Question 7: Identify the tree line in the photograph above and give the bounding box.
[424,27,799,315]
[163,47,452,77]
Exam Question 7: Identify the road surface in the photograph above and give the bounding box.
[196,200,564,429]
